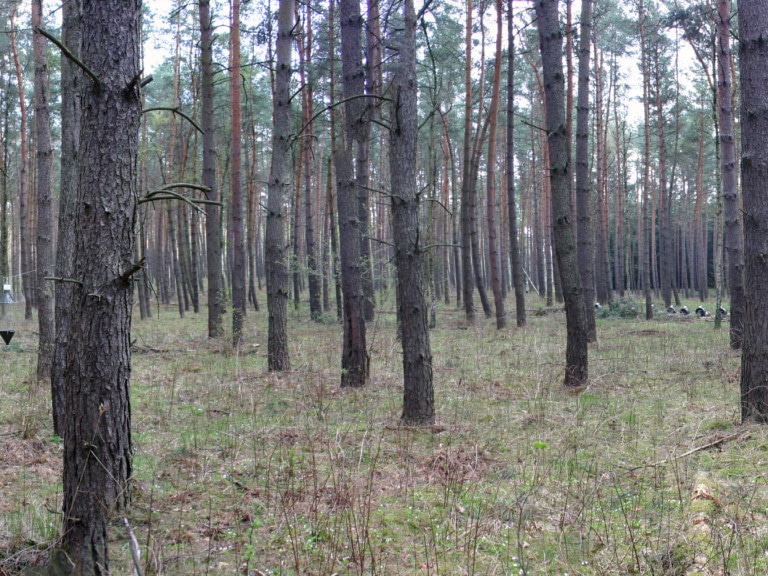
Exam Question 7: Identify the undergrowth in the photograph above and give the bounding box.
[1,296,766,575]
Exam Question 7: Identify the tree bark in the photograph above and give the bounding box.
[507,4,526,327]
[200,0,224,338]
[33,0,54,383]
[337,0,369,387]
[738,0,768,422]
[535,0,589,387]
[10,6,33,321]
[265,0,293,371]
[638,0,654,319]
[61,0,141,570]
[574,0,596,341]
[389,0,434,425]
[717,0,744,349]
[486,0,506,329]
[51,0,82,434]
[230,0,246,347]
[300,1,322,321]
[461,0,476,322]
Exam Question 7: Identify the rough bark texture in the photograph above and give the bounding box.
[265,0,293,371]
[654,48,673,311]
[33,0,54,383]
[61,0,141,571]
[230,0,246,347]
[638,0,654,320]
[535,0,589,387]
[337,0,369,387]
[199,0,224,338]
[574,0,596,341]
[486,0,505,329]
[301,1,322,321]
[717,0,744,350]
[461,0,476,322]
[390,0,434,425]
[506,3,526,327]
[738,0,768,422]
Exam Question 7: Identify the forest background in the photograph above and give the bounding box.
[0,0,763,574]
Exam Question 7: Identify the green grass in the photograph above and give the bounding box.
[2,295,766,575]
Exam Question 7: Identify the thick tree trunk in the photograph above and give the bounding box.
[717,0,744,349]
[200,0,224,338]
[33,0,54,383]
[265,0,293,371]
[574,0,596,341]
[535,0,588,387]
[61,0,141,571]
[738,0,768,422]
[390,0,434,425]
[337,0,369,387]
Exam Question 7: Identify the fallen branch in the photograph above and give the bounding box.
[622,430,747,472]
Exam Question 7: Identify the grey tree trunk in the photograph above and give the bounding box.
[52,0,81,437]
[61,0,141,570]
[506,6,526,328]
[574,0,596,341]
[389,0,434,425]
[717,0,744,349]
[265,0,293,371]
[535,0,589,387]
[33,0,54,383]
[738,0,768,422]
[230,0,246,347]
[300,2,322,321]
[199,0,224,338]
[337,0,369,387]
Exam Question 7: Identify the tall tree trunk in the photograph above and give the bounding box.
[461,0,476,322]
[266,0,293,371]
[717,0,744,349]
[695,122,708,301]
[594,40,611,305]
[486,0,506,329]
[654,47,673,309]
[574,0,596,341]
[230,0,246,347]
[33,0,54,382]
[738,0,768,422]
[507,5,526,327]
[300,1,322,321]
[9,6,32,321]
[61,0,141,570]
[337,0,369,387]
[535,0,589,387]
[327,0,342,321]
[638,0,653,319]
[389,0,434,425]
[200,0,224,338]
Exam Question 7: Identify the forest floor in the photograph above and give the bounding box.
[1,295,766,575]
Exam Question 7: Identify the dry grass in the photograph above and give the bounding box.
[2,296,767,575]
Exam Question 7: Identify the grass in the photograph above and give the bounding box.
[1,295,767,575]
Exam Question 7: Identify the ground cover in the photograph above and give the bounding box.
[1,297,764,575]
